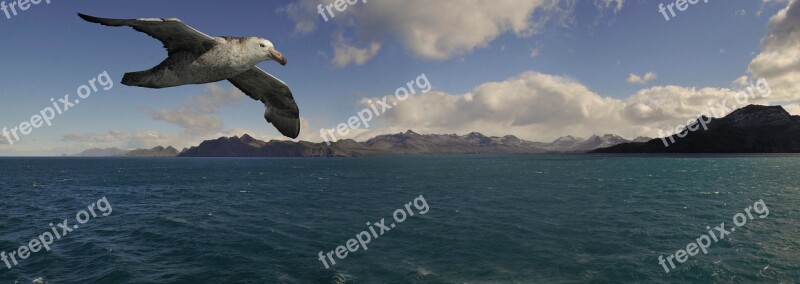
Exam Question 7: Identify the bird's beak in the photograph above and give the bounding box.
[270,50,287,66]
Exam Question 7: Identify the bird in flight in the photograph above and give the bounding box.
[78,13,300,139]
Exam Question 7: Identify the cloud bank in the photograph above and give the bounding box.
[331,71,743,142]
[284,0,574,64]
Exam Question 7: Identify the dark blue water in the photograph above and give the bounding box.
[0,155,798,283]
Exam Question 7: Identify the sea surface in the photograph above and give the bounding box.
[0,155,798,283]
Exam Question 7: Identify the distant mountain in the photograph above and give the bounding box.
[540,134,650,152]
[593,105,800,153]
[126,146,181,157]
[73,148,129,157]
[73,132,644,158]
[74,146,182,157]
[543,135,583,151]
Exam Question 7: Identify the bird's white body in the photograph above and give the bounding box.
[124,37,273,89]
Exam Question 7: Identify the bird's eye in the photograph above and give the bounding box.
[259,44,266,48]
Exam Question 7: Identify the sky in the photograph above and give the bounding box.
[0,0,797,156]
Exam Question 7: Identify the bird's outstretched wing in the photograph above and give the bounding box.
[228,68,301,139]
[78,13,217,55]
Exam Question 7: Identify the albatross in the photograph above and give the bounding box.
[77,13,301,139]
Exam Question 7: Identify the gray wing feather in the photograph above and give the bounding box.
[78,13,216,55]
[228,68,301,139]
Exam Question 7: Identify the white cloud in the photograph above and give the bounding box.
[62,133,95,143]
[529,48,540,59]
[280,0,321,34]
[593,0,625,13]
[733,75,751,87]
[342,71,743,142]
[784,103,800,114]
[757,0,789,17]
[747,0,800,103]
[54,84,263,151]
[626,72,658,84]
[150,109,224,133]
[59,126,286,152]
[592,0,624,24]
[331,34,381,67]
[63,130,171,149]
[144,84,243,135]
[284,0,574,63]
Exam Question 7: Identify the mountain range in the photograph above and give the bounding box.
[74,131,646,157]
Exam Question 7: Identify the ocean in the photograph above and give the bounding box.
[0,155,798,283]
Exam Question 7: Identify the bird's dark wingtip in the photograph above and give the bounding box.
[265,110,301,139]
[289,120,301,139]
[279,119,301,139]
[77,13,115,25]
[77,13,97,23]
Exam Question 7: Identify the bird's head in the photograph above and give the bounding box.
[251,38,287,66]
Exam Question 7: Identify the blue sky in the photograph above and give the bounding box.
[0,0,794,155]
